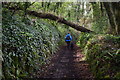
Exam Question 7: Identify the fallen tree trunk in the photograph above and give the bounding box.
[27,10,93,33]
[6,6,93,33]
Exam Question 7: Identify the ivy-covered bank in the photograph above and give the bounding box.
[2,10,63,79]
[77,33,120,79]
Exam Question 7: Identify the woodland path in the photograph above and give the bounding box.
[35,44,94,79]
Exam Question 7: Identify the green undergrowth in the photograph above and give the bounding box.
[2,10,63,79]
[77,33,120,79]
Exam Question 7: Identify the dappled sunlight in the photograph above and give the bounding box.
[2,1,120,79]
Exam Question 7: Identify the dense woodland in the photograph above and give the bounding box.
[1,2,120,79]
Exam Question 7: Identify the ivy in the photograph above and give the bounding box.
[2,10,61,79]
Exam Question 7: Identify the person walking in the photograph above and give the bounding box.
[65,33,72,49]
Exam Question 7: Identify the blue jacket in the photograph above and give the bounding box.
[65,34,72,41]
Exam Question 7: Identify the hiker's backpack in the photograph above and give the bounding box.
[65,36,70,40]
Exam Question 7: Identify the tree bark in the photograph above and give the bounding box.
[5,6,93,33]
[103,2,120,35]
[111,2,120,35]
[103,2,116,34]
[27,10,92,32]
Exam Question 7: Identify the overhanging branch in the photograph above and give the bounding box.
[5,6,93,33]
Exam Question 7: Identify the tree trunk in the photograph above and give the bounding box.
[5,6,93,33]
[26,10,92,32]
[103,2,116,34]
[103,2,120,35]
[111,2,120,35]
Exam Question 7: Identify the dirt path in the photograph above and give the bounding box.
[35,45,94,79]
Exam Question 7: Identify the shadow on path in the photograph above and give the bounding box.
[35,45,94,79]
